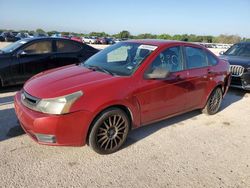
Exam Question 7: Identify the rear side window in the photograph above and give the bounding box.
[206,52,218,66]
[23,41,52,54]
[56,40,81,53]
[185,47,207,69]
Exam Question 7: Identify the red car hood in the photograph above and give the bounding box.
[24,65,114,98]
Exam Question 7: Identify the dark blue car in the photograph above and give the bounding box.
[220,42,250,90]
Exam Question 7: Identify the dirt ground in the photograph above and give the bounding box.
[0,87,250,187]
[0,42,250,187]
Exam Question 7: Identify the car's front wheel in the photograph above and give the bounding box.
[89,108,130,154]
[202,87,223,115]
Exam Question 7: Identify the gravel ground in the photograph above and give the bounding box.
[0,87,250,188]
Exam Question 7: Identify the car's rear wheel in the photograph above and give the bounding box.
[89,108,130,154]
[202,87,223,115]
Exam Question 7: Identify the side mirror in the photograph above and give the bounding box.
[145,67,170,79]
[219,51,224,55]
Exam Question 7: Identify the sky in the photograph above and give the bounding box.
[0,0,250,37]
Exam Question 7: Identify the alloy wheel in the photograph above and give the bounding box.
[96,115,127,151]
[89,108,130,154]
[207,88,222,114]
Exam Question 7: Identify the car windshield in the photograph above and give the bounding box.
[224,43,250,57]
[82,42,157,76]
[1,40,28,53]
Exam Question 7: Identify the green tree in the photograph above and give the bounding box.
[118,30,131,39]
[36,28,46,34]
[89,32,108,37]
[47,30,59,36]
[157,34,172,40]
[213,34,241,44]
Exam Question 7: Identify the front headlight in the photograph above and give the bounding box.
[35,91,83,115]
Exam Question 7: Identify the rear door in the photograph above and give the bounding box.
[183,45,210,109]
[18,40,53,82]
[49,40,83,69]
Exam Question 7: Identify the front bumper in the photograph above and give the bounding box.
[230,72,250,90]
[14,91,93,146]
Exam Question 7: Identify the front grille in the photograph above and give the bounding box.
[21,91,40,110]
[230,65,245,77]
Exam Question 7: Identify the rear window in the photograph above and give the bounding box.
[56,40,81,53]
[185,47,207,69]
[206,52,218,66]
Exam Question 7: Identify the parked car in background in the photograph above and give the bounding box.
[62,35,71,39]
[0,32,19,42]
[33,33,48,38]
[220,42,250,90]
[15,32,32,40]
[14,40,231,154]
[95,37,102,44]
[96,37,114,44]
[106,37,115,44]
[0,37,98,87]
[114,38,122,43]
[51,33,62,38]
[82,36,97,44]
[70,36,82,43]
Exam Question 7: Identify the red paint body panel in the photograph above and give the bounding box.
[15,92,92,146]
[14,40,231,146]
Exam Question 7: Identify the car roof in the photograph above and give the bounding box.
[21,37,83,44]
[126,39,201,48]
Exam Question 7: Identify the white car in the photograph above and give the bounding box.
[82,36,97,44]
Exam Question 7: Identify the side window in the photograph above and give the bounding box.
[147,46,184,73]
[206,52,218,66]
[56,40,81,53]
[23,41,52,54]
[107,46,131,63]
[185,47,207,69]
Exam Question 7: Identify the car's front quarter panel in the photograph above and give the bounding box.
[14,91,94,146]
[69,76,141,129]
[219,54,250,90]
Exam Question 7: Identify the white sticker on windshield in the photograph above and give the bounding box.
[138,45,158,51]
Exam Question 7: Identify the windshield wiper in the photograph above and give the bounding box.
[85,65,115,76]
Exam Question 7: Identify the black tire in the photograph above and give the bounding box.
[202,87,223,115]
[89,108,130,154]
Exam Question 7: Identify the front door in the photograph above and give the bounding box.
[135,46,188,125]
[18,40,53,82]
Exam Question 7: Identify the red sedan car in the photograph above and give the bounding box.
[14,40,231,154]
[70,36,82,43]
